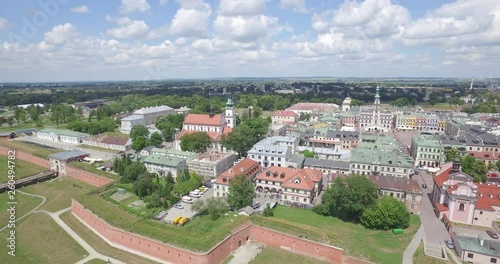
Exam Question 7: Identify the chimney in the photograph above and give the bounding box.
[479,236,485,246]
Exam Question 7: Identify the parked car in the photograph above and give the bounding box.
[189,192,201,198]
[173,216,183,225]
[445,240,455,249]
[154,211,167,220]
[487,230,499,239]
[181,196,194,204]
[173,204,184,209]
[178,217,190,226]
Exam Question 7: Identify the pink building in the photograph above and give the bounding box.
[271,110,298,125]
[432,160,500,227]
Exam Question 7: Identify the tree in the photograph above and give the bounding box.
[496,161,500,171]
[132,136,148,151]
[149,132,163,147]
[66,98,75,104]
[263,205,274,217]
[316,174,378,221]
[302,150,316,158]
[6,117,14,127]
[221,117,269,157]
[122,162,147,183]
[461,156,488,182]
[444,148,459,162]
[227,174,255,210]
[133,172,155,198]
[191,197,229,220]
[130,125,149,140]
[391,98,410,107]
[361,196,410,230]
[180,132,212,153]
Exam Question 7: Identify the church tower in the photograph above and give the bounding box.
[373,86,381,126]
[225,97,235,128]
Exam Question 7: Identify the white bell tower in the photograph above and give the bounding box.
[225,97,235,128]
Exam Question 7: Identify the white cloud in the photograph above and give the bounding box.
[159,0,168,6]
[70,5,89,13]
[219,0,269,16]
[0,17,8,29]
[169,0,212,38]
[280,0,308,13]
[214,15,281,43]
[107,19,150,39]
[120,0,151,14]
[44,23,77,45]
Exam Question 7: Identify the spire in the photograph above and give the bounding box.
[375,86,380,99]
[226,97,234,107]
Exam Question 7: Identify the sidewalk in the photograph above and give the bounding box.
[402,225,425,264]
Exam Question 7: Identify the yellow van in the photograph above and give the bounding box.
[178,217,190,226]
[173,216,182,225]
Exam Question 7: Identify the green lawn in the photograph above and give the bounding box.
[249,247,329,264]
[68,161,120,181]
[251,206,420,264]
[21,177,98,212]
[78,144,122,154]
[0,155,47,183]
[61,211,159,264]
[0,213,88,264]
[0,191,44,226]
[0,139,60,158]
[85,259,108,264]
[105,130,129,138]
[413,242,450,264]
[78,194,251,252]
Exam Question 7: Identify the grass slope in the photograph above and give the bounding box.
[0,155,46,183]
[0,213,88,264]
[0,191,44,226]
[251,206,420,264]
[249,247,329,264]
[0,139,60,158]
[61,211,159,264]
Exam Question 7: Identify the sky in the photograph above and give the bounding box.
[0,0,499,82]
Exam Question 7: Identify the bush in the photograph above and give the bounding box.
[263,205,274,217]
[360,196,410,230]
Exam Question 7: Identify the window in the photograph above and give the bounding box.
[480,211,483,215]
[491,258,497,263]
[467,253,473,259]
[459,203,465,211]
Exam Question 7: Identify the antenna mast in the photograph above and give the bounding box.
[470,69,475,90]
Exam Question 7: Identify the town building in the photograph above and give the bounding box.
[48,150,90,176]
[341,96,351,112]
[247,136,299,168]
[271,110,298,126]
[303,158,350,177]
[368,175,422,214]
[254,167,324,205]
[350,148,414,178]
[304,130,359,151]
[432,160,500,228]
[134,105,175,126]
[410,134,445,168]
[286,103,339,116]
[37,128,90,144]
[186,152,237,178]
[175,99,234,152]
[214,158,261,198]
[120,115,145,134]
[355,87,394,133]
[82,135,132,151]
[142,154,186,179]
[454,236,500,263]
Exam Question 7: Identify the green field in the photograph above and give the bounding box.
[249,247,329,264]
[21,177,98,213]
[68,161,119,181]
[61,211,159,264]
[251,206,420,264]
[85,259,108,264]
[0,139,60,158]
[0,191,44,226]
[0,213,88,264]
[0,155,47,183]
[78,194,250,252]
[413,243,450,264]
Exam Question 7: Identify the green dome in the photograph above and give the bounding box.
[226,97,234,107]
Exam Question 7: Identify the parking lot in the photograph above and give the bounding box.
[162,188,214,224]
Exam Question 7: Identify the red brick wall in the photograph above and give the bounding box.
[65,166,113,187]
[0,146,50,168]
[0,146,112,187]
[251,225,343,263]
[71,200,344,264]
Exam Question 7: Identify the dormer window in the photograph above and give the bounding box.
[280,172,286,179]
[266,171,271,177]
[223,177,227,183]
[273,171,278,178]
[294,178,301,184]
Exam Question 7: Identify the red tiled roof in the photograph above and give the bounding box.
[435,202,448,212]
[215,158,261,185]
[100,136,129,146]
[256,167,323,191]
[467,151,499,161]
[434,163,453,188]
[273,110,298,117]
[184,114,222,126]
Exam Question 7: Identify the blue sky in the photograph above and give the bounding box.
[0,0,498,82]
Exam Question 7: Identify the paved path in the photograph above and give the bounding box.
[402,225,425,264]
[0,190,46,232]
[36,207,126,264]
[228,241,265,264]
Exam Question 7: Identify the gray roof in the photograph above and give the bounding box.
[456,236,500,258]
[325,130,359,139]
[49,150,89,161]
[122,115,144,121]
[134,105,173,114]
[143,154,184,167]
[38,128,90,138]
[304,158,350,170]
